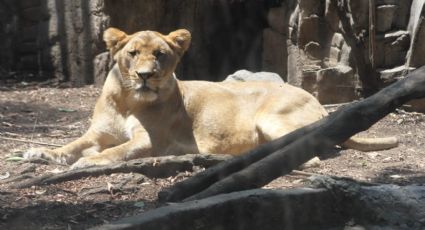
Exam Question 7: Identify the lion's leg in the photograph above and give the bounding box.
[256,114,321,168]
[256,114,295,142]
[23,129,115,165]
[70,131,152,169]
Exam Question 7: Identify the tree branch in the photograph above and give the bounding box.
[13,154,231,188]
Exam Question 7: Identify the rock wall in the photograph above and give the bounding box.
[263,0,416,103]
[2,0,267,86]
[10,0,108,85]
[2,0,425,104]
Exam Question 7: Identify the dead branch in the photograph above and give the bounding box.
[13,154,231,189]
[159,66,425,202]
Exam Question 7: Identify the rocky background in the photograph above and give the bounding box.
[0,0,424,104]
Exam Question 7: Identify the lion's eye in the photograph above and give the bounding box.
[153,49,165,59]
[128,50,138,57]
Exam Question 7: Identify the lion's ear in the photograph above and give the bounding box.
[167,29,191,56]
[103,27,129,59]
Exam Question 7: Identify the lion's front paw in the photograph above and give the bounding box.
[23,148,71,165]
[70,156,113,169]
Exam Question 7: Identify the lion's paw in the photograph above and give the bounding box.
[70,156,112,169]
[23,148,70,165]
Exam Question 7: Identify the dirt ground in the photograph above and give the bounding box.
[1,80,425,229]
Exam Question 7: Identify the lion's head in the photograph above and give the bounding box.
[103,28,191,102]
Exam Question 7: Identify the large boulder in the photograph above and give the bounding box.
[224,69,284,83]
[316,65,357,104]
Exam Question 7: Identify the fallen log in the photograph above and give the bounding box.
[159,66,425,202]
[13,154,231,188]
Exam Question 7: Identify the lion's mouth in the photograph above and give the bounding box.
[140,85,151,92]
[134,83,158,94]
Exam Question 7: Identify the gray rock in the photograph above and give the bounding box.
[224,70,284,83]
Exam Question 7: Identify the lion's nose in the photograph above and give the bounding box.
[136,70,155,80]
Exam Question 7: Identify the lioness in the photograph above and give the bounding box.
[24,28,398,169]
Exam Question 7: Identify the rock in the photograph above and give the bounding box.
[94,52,114,87]
[374,30,410,68]
[331,33,345,49]
[300,69,318,94]
[316,65,357,104]
[328,33,346,65]
[328,47,341,66]
[299,156,321,169]
[376,5,398,33]
[304,41,322,59]
[392,0,413,29]
[298,15,322,48]
[224,69,284,83]
[287,43,303,87]
[339,42,352,66]
[379,65,415,85]
[407,0,425,68]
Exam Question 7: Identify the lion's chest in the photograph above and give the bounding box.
[124,111,201,155]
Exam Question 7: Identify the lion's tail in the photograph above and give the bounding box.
[342,136,398,152]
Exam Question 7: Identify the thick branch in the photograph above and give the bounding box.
[13,154,231,188]
[160,66,425,202]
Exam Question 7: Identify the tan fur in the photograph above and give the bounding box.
[24,28,398,169]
